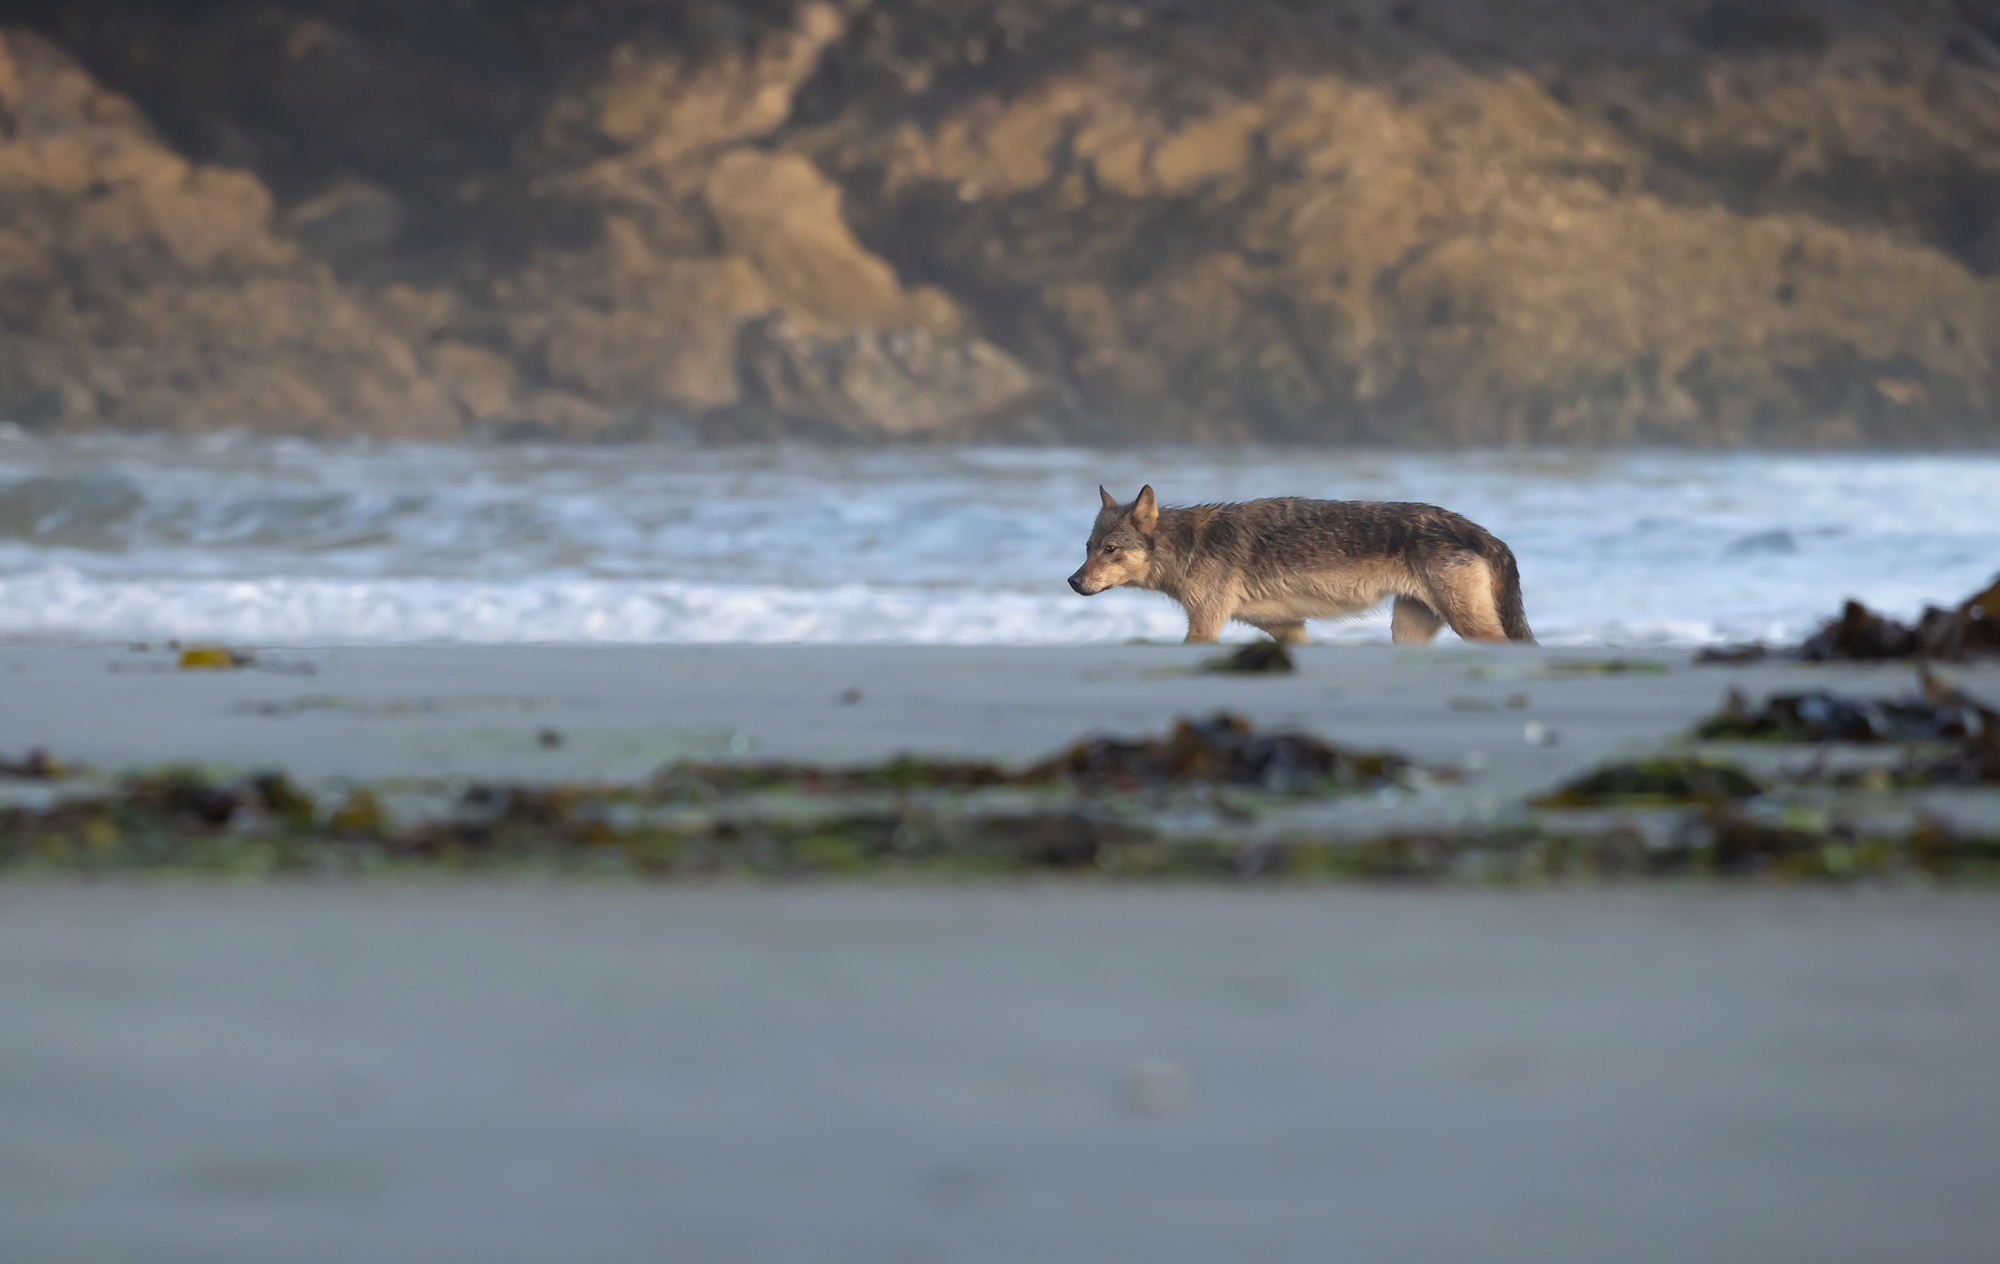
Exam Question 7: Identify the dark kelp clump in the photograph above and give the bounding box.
[1832,717,2000,789]
[1201,642,1295,674]
[1696,678,2000,788]
[654,756,1017,800]
[655,712,1404,800]
[0,748,66,779]
[1923,573,2000,659]
[1027,712,1405,795]
[1699,572,2000,664]
[1698,686,1992,743]
[1532,758,1765,809]
[1798,599,1927,661]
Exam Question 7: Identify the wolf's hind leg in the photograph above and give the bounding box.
[1391,595,1445,644]
[1430,558,1509,643]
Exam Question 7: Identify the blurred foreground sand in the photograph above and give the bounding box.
[2,883,1997,1264]
[5,644,1999,1261]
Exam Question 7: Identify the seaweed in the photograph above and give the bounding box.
[1802,573,2000,662]
[4,765,1994,884]
[1922,573,2000,659]
[1836,723,2000,789]
[653,712,1406,800]
[1798,599,1926,661]
[1200,642,1294,674]
[1697,686,1990,743]
[4,711,1995,884]
[653,754,1019,800]
[1696,677,2000,787]
[1698,572,2000,664]
[1026,712,1406,796]
[0,748,66,779]
[1531,758,1765,808]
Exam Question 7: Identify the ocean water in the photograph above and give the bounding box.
[0,432,1991,647]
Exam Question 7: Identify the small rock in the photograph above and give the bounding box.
[536,727,564,748]
[1523,720,1560,747]
[836,686,864,705]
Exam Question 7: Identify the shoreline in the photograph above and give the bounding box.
[5,638,1949,786]
[4,641,1996,880]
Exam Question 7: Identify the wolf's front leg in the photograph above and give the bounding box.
[1180,592,1232,643]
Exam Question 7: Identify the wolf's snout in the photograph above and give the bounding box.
[1067,571,1091,595]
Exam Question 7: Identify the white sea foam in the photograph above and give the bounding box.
[0,433,1991,646]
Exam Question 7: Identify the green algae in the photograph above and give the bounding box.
[1531,758,1766,809]
[5,763,1994,885]
[6,708,1996,885]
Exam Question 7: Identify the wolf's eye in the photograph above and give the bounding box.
[1102,543,1118,554]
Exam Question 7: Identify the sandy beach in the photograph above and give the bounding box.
[8,0,2000,1252]
[8,638,1994,802]
[5,643,1999,1260]
[5,882,1999,1264]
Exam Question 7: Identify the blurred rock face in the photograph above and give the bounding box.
[3,0,1999,443]
[0,31,461,435]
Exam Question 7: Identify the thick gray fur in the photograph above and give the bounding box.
[1068,485,1534,645]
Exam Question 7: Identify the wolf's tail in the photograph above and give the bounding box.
[1485,540,1536,644]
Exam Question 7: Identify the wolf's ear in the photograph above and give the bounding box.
[1099,485,1118,510]
[1131,484,1158,532]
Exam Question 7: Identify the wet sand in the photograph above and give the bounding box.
[3,882,1998,1264]
[4,641,1992,812]
[6,643,2000,1260]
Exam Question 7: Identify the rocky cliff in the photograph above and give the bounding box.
[4,0,2000,444]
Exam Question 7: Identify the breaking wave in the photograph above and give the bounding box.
[0,431,1991,646]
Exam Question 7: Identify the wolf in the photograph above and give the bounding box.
[1067,485,1534,645]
